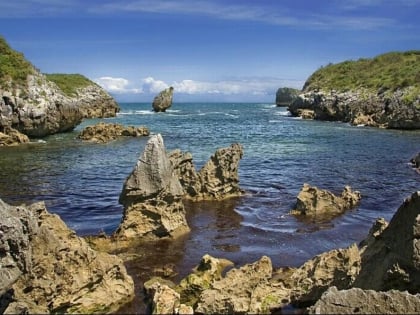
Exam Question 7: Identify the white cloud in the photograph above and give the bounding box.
[142,77,169,93]
[94,76,142,94]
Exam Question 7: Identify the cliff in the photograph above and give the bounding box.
[275,87,300,106]
[288,51,420,129]
[0,36,119,139]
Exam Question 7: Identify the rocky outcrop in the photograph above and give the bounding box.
[152,87,174,112]
[78,122,149,143]
[0,74,83,137]
[0,127,29,146]
[74,84,120,118]
[309,286,420,314]
[0,199,134,314]
[288,88,420,129]
[354,190,420,292]
[169,143,244,201]
[276,87,300,106]
[290,183,361,217]
[115,134,189,239]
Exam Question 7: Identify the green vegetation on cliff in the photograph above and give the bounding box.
[45,73,95,97]
[303,50,420,92]
[0,36,35,89]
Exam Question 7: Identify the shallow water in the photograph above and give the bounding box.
[0,102,419,312]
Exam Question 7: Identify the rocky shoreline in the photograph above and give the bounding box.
[1,132,419,314]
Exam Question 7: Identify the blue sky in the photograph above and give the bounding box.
[0,0,419,102]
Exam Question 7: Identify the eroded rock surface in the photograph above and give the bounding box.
[291,183,361,217]
[0,200,134,314]
[115,134,189,239]
[309,286,420,314]
[78,122,149,143]
[0,127,29,146]
[152,87,174,112]
[169,143,244,201]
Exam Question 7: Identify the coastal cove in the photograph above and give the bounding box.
[1,102,419,311]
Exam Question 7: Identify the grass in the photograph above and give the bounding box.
[303,50,420,93]
[45,73,95,96]
[0,36,35,90]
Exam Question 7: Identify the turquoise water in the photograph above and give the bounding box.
[0,102,419,268]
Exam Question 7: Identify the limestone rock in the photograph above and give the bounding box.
[288,88,420,130]
[78,122,149,143]
[0,200,134,314]
[0,127,29,146]
[152,87,174,112]
[291,183,361,217]
[275,87,300,106]
[170,143,244,201]
[354,191,420,292]
[115,134,189,239]
[309,286,420,314]
[75,84,120,118]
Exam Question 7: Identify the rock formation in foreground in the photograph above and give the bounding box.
[114,134,189,239]
[0,199,134,314]
[290,183,361,218]
[169,143,244,201]
[411,152,420,172]
[146,190,420,314]
[152,87,174,112]
[0,127,30,146]
[77,122,149,143]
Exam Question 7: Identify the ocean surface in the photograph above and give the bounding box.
[1,102,419,272]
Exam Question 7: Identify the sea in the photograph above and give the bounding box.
[0,102,419,305]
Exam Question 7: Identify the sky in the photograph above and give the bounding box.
[0,0,419,102]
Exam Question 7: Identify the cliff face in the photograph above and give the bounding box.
[0,37,119,139]
[287,51,420,129]
[275,87,300,106]
[288,88,420,129]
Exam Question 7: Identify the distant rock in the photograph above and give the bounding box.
[309,286,420,314]
[169,143,244,201]
[290,183,361,217]
[0,199,134,314]
[276,87,300,106]
[152,87,174,112]
[78,122,149,143]
[115,134,189,239]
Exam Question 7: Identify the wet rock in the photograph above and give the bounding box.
[411,152,420,172]
[0,127,29,146]
[152,87,174,112]
[309,286,420,314]
[78,122,149,143]
[290,183,361,217]
[354,190,420,292]
[297,109,315,119]
[115,134,189,239]
[170,143,244,201]
[0,200,134,314]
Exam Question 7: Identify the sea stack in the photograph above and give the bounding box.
[152,86,174,112]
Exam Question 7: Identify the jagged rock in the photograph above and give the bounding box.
[288,88,420,129]
[78,122,149,143]
[169,143,244,201]
[297,109,315,119]
[0,200,134,314]
[152,87,174,112]
[308,286,420,314]
[75,84,120,118]
[0,200,37,296]
[275,87,300,106]
[411,152,420,172]
[290,183,361,217]
[287,244,361,305]
[354,191,420,292]
[0,127,29,146]
[115,134,189,239]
